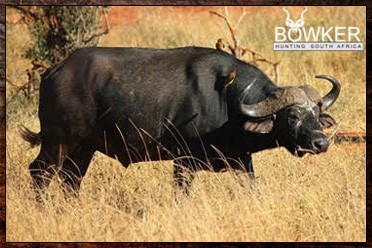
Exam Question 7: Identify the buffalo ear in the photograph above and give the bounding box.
[243,119,274,134]
[319,113,336,129]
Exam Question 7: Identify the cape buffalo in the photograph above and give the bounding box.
[22,46,340,196]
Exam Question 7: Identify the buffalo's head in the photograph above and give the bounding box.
[239,75,340,157]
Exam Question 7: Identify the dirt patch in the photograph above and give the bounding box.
[107,6,138,27]
[106,6,327,28]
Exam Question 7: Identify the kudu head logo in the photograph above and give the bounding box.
[282,7,308,33]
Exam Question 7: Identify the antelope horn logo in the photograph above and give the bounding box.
[282,7,308,33]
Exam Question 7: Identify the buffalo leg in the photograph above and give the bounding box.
[243,154,255,180]
[232,153,255,179]
[173,162,195,196]
[29,143,64,191]
[227,153,256,190]
[231,153,255,180]
[58,146,95,196]
[29,143,66,202]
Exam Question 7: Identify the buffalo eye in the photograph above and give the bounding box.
[288,111,300,126]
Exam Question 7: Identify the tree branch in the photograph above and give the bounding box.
[209,10,236,42]
[211,7,281,83]
[83,7,110,44]
[10,6,40,23]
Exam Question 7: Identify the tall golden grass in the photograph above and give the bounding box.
[6,6,366,241]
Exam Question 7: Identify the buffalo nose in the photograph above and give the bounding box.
[312,139,329,153]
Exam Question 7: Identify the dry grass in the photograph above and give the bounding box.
[6,127,366,241]
[5,6,366,242]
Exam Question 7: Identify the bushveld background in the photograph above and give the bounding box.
[6,6,366,241]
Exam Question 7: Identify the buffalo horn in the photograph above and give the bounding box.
[299,85,322,104]
[315,75,341,111]
[239,87,310,118]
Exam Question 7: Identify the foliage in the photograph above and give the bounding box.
[14,6,110,65]
[7,6,109,101]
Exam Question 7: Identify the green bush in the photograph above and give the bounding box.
[21,6,110,65]
[7,6,110,105]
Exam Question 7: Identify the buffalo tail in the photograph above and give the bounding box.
[21,126,42,147]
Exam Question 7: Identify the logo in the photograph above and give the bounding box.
[283,7,308,33]
[273,7,364,51]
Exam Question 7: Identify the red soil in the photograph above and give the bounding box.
[6,6,330,26]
